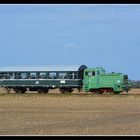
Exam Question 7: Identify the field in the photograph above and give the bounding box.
[0,88,140,135]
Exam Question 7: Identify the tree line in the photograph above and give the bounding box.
[131,80,140,88]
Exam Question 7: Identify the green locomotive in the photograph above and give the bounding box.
[82,67,131,94]
[0,65,131,94]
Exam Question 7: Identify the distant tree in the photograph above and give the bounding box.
[131,80,140,88]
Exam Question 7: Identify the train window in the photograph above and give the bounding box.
[29,73,36,79]
[49,72,56,79]
[88,71,95,77]
[20,73,27,79]
[92,71,95,76]
[5,73,10,79]
[8,73,14,79]
[39,73,46,79]
[0,73,13,79]
[26,73,30,79]
[0,73,5,79]
[73,72,77,79]
[67,72,73,79]
[15,73,20,79]
[67,72,77,79]
[36,72,40,79]
[85,71,88,76]
[58,73,67,79]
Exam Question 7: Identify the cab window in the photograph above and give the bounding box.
[88,71,95,76]
[92,71,95,76]
[85,71,88,76]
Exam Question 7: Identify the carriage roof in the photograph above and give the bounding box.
[0,65,79,72]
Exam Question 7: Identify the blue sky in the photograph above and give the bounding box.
[0,4,140,80]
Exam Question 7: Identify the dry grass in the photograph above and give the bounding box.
[0,88,140,135]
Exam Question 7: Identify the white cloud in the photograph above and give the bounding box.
[63,42,79,49]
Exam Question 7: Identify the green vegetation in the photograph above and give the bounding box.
[131,80,140,88]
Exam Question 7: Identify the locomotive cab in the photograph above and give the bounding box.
[82,67,105,92]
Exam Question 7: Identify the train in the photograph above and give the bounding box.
[0,65,131,94]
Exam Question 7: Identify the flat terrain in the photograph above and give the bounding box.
[0,89,140,135]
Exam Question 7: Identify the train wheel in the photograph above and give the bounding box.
[38,88,49,94]
[14,89,21,93]
[114,91,121,94]
[61,89,67,94]
[14,88,26,94]
[21,88,27,93]
[5,88,11,94]
[98,91,103,94]
[38,90,43,93]
[60,88,73,94]
[43,89,49,94]
[14,89,25,94]
[98,89,103,94]
[67,88,73,93]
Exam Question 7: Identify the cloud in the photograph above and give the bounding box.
[63,42,79,49]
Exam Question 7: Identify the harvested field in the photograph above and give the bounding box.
[0,88,140,135]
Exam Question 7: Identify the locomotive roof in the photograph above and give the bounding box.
[0,65,80,72]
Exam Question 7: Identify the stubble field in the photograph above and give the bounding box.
[0,88,140,135]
